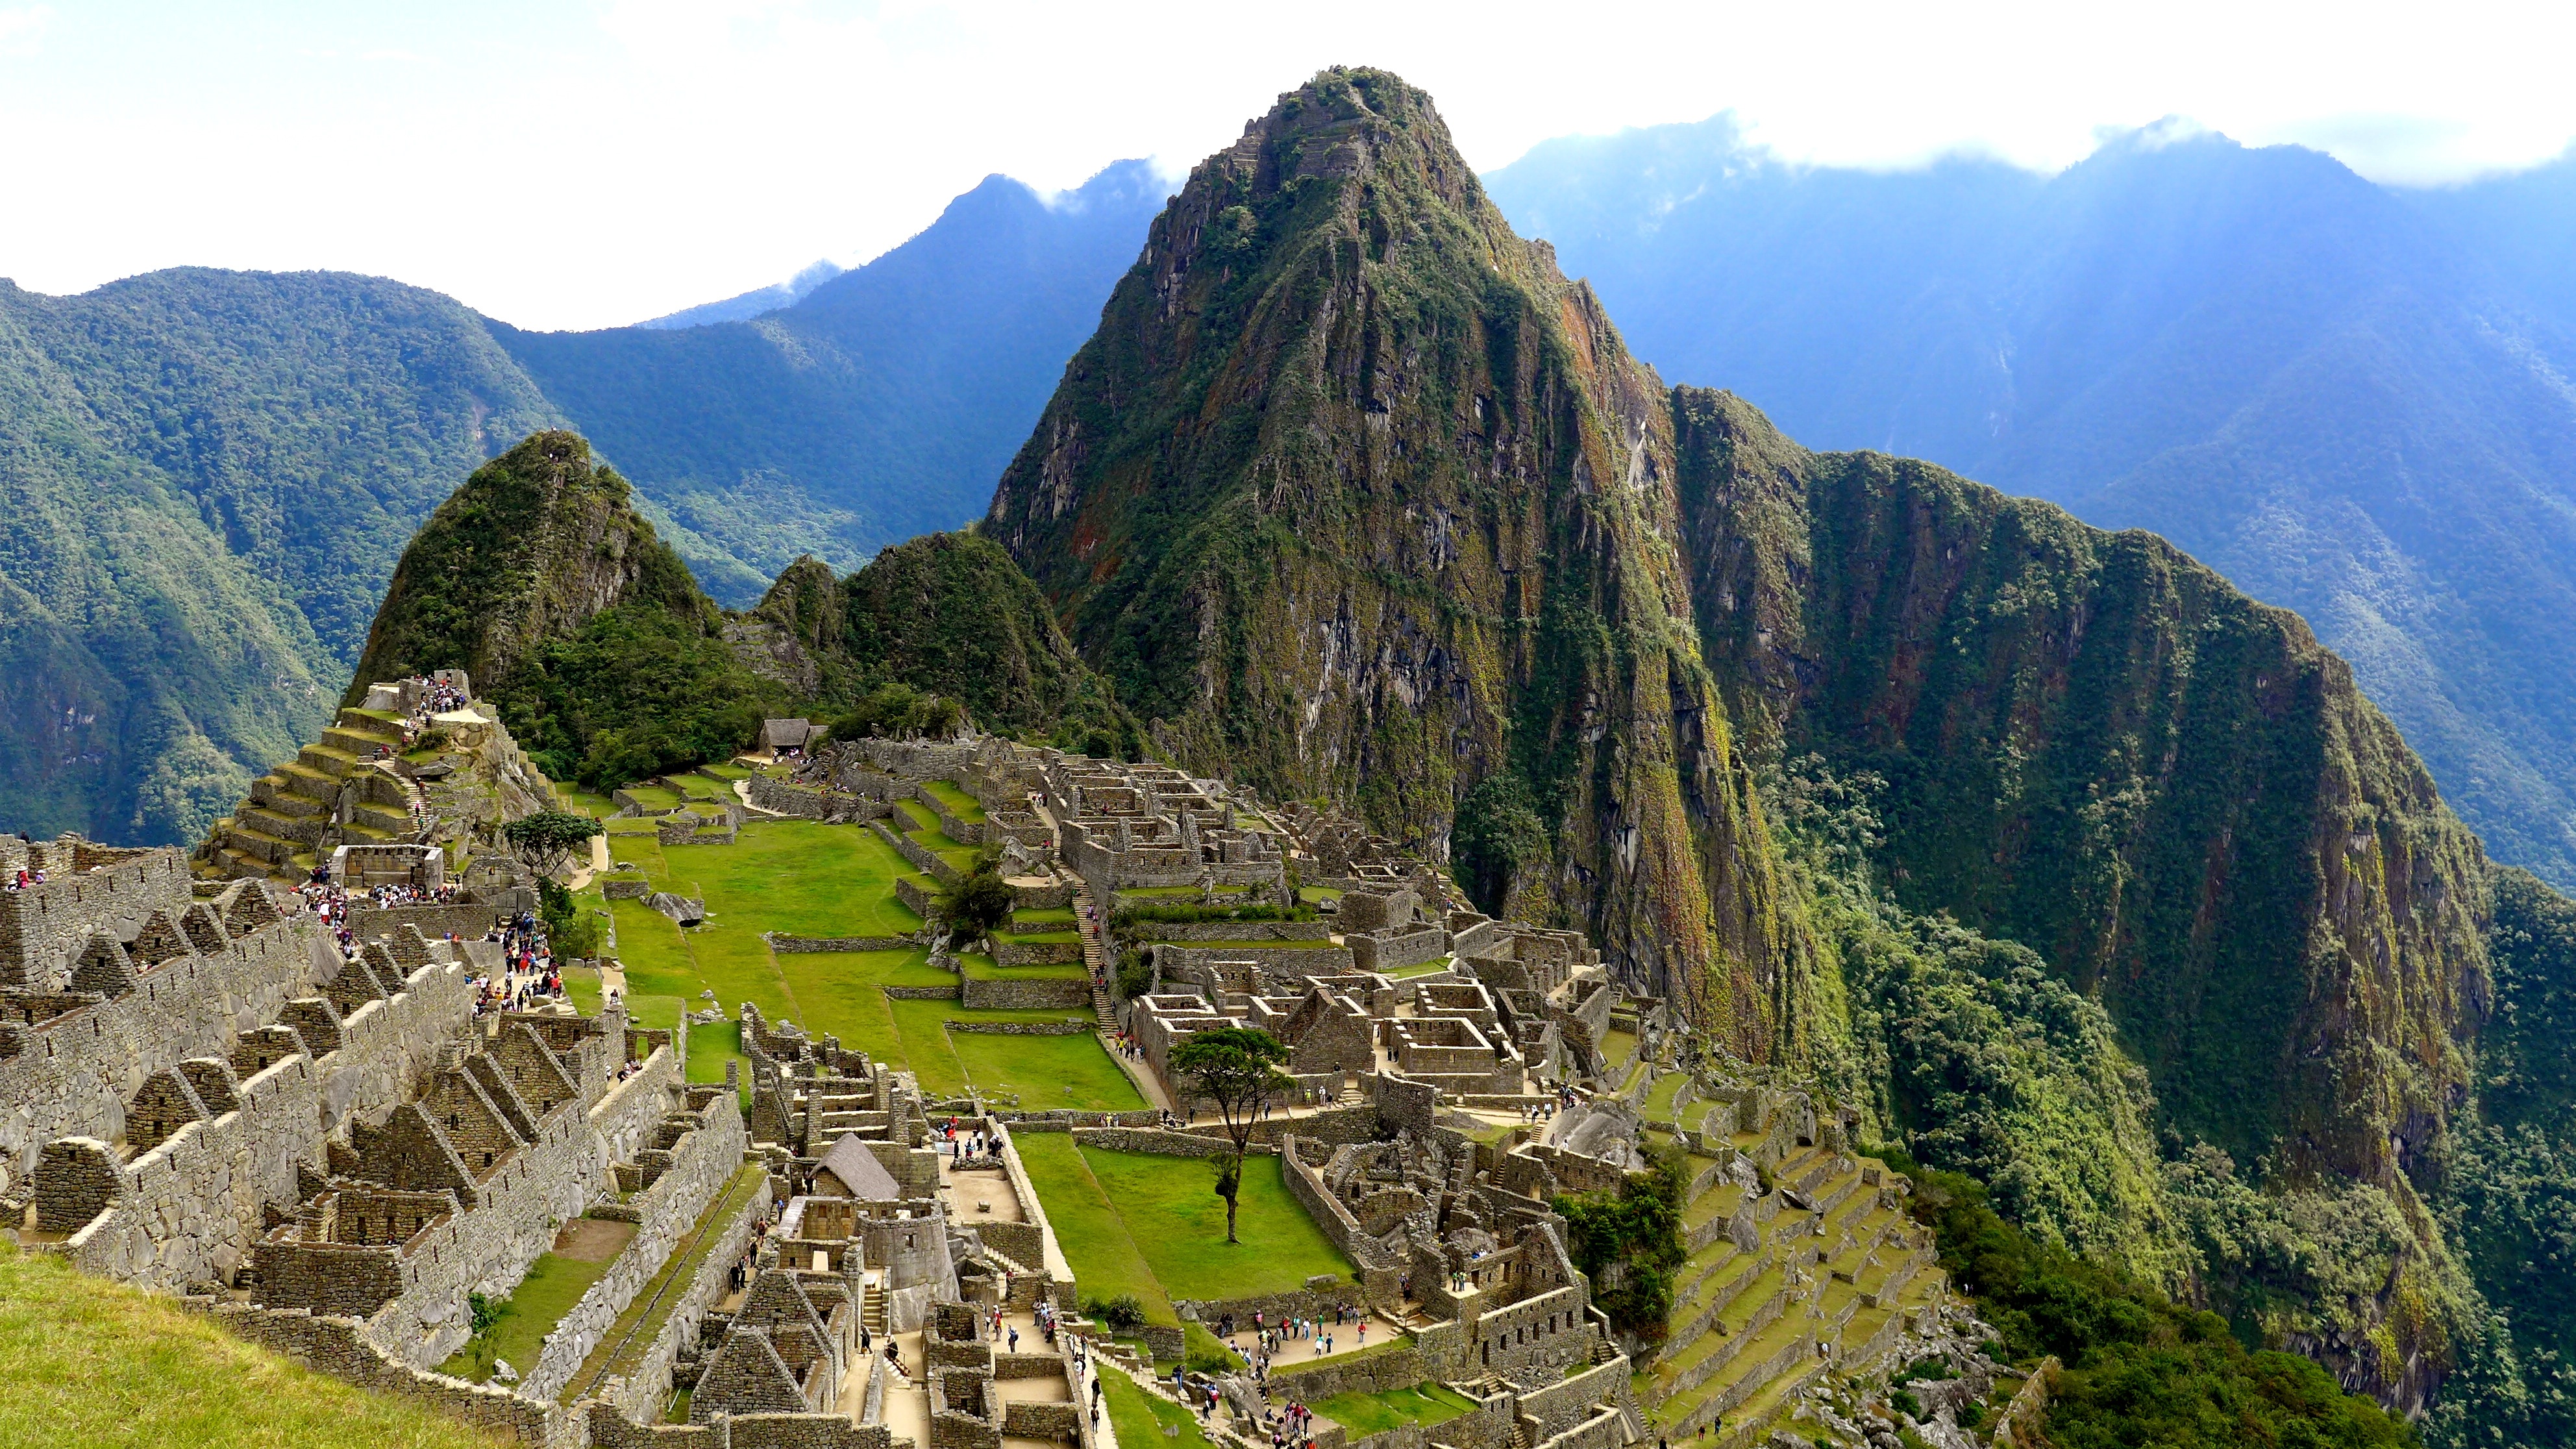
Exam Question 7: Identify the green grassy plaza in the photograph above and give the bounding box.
[584,817,1139,1112]
[1013,1138,1354,1327]
[1309,1383,1478,1433]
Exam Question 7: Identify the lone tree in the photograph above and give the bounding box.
[1167,1026,1293,1243]
[502,811,603,880]
[939,850,1016,950]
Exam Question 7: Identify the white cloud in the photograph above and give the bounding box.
[0,5,49,56]
[0,1,2570,330]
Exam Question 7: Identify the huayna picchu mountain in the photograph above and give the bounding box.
[987,69,1814,1057]
[991,68,2561,1439]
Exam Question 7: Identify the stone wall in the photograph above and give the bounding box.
[1149,943,1354,977]
[1267,1341,1427,1398]
[948,1019,1089,1035]
[0,912,343,1190]
[1115,921,1330,943]
[1516,1357,1637,1445]
[201,1299,580,1448]
[1067,1127,1246,1158]
[992,938,1084,967]
[346,893,536,945]
[765,933,919,953]
[589,1404,898,1449]
[604,1174,774,1423]
[0,843,186,989]
[1347,930,1447,975]
[958,974,1091,1010]
[363,1047,684,1370]
[47,958,471,1290]
[523,1093,750,1403]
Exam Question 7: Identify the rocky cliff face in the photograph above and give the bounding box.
[985,69,1813,1047]
[343,430,712,703]
[1669,388,2491,1189]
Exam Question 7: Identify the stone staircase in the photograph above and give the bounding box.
[1628,1067,1947,1448]
[203,708,414,881]
[1074,883,1119,1034]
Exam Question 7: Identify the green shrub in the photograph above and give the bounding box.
[1084,1294,1146,1333]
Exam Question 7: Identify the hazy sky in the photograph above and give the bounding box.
[4,0,2570,332]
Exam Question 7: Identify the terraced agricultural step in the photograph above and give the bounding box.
[321,725,399,757]
[334,708,406,737]
[298,744,363,779]
[349,802,413,835]
[250,779,332,818]
[271,760,343,803]
[236,804,324,846]
[223,822,299,866]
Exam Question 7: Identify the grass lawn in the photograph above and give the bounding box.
[951,1031,1143,1111]
[1121,886,1247,901]
[906,828,980,871]
[555,785,621,819]
[1382,956,1454,980]
[621,784,686,809]
[439,1228,631,1383]
[1298,886,1345,904]
[889,999,973,1097]
[1101,1365,1213,1449]
[1013,1135,1178,1325]
[923,780,987,823]
[0,1242,515,1449]
[699,761,754,780]
[1024,1144,1352,1307]
[895,799,937,830]
[1311,1383,1476,1434]
[1641,1071,1689,1124]
[1012,906,1077,926]
[686,1019,748,1096]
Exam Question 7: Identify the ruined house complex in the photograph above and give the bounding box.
[3,702,1974,1449]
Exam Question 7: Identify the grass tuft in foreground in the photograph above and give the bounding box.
[0,1242,513,1449]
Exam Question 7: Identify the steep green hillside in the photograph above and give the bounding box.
[987,69,1814,1051]
[0,270,559,845]
[986,68,2534,1433]
[1671,388,2488,1188]
[1489,122,2576,894]
[734,532,1139,754]
[346,431,791,789]
[0,166,1161,848]
[0,1242,513,1449]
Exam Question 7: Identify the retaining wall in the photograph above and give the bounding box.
[523,1093,749,1402]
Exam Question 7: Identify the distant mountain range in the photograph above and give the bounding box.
[0,162,1169,846]
[1485,119,2576,886]
[9,110,2576,903]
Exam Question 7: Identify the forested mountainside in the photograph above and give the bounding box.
[0,269,560,847]
[334,433,1133,793]
[1487,118,2576,896]
[734,533,1141,758]
[989,68,2571,1441]
[0,164,1163,848]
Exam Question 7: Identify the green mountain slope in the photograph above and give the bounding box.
[986,69,1814,1052]
[734,532,1140,754]
[1487,121,2576,894]
[985,68,2549,1433]
[0,167,1164,847]
[0,270,560,845]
